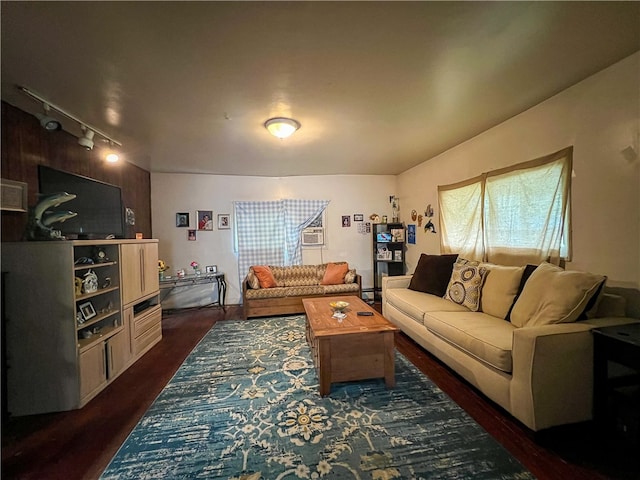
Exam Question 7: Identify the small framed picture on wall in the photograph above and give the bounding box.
[218,214,230,229]
[188,229,196,241]
[197,210,213,230]
[176,212,189,227]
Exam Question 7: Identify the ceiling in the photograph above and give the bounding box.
[2,2,639,177]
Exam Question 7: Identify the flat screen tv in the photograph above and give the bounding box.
[38,166,125,239]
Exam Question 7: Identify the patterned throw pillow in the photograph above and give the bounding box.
[444,258,488,311]
[246,268,260,289]
[344,269,356,284]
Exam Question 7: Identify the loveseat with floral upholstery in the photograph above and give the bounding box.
[242,262,362,319]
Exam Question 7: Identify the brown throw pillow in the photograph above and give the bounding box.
[252,265,277,288]
[408,254,459,297]
[321,262,349,285]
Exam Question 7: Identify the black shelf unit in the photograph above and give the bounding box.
[373,222,405,300]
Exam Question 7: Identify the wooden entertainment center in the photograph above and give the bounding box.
[1,239,161,416]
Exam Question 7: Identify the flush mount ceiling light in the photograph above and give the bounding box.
[35,104,62,131]
[18,85,123,161]
[264,117,301,139]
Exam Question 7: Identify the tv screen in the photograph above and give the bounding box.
[38,166,125,239]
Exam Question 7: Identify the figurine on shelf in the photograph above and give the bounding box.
[24,191,77,241]
[158,259,170,279]
[93,247,108,263]
[390,195,400,222]
[82,270,98,294]
[74,277,83,296]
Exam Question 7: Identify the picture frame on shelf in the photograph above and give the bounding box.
[376,246,392,260]
[176,212,189,227]
[206,265,217,274]
[197,210,213,230]
[78,301,96,322]
[218,214,230,230]
[394,250,403,262]
[391,228,405,242]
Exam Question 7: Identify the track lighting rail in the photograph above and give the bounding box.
[18,85,122,147]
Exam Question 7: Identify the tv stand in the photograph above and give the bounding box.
[1,239,161,416]
[77,234,111,240]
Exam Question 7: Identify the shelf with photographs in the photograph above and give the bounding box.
[372,222,405,300]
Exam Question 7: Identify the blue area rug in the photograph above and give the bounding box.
[101,316,534,479]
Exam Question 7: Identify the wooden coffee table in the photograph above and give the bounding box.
[302,295,399,396]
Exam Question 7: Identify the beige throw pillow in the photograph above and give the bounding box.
[510,262,606,327]
[444,259,487,312]
[247,268,260,289]
[480,264,525,319]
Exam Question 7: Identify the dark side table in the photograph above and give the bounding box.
[592,322,640,442]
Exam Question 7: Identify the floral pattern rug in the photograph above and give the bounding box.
[101,315,534,479]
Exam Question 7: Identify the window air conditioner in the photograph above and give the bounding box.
[302,227,324,246]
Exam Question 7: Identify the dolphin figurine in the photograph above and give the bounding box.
[25,192,77,240]
[42,210,78,227]
[34,192,76,227]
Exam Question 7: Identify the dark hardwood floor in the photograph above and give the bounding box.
[2,305,638,479]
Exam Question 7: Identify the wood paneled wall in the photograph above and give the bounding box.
[1,101,152,242]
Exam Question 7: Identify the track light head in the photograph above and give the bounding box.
[36,104,62,131]
[78,126,95,150]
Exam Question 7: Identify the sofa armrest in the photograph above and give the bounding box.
[382,274,413,291]
[510,318,638,430]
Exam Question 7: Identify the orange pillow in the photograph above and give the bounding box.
[253,265,277,288]
[321,262,349,285]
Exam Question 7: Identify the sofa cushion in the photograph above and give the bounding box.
[444,259,488,312]
[252,265,277,288]
[510,262,606,327]
[505,264,538,322]
[408,254,458,296]
[269,266,288,287]
[424,311,515,373]
[479,264,525,319]
[322,283,361,295]
[386,288,468,323]
[283,264,320,287]
[321,262,349,285]
[245,285,325,299]
[246,268,260,289]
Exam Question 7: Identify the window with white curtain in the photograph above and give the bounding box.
[234,199,329,287]
[438,147,572,266]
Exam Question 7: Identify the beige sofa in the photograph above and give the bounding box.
[382,256,638,432]
[243,263,361,319]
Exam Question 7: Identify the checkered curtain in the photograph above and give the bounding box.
[283,199,329,265]
[234,199,329,291]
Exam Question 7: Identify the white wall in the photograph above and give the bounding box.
[398,52,640,288]
[151,174,396,306]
